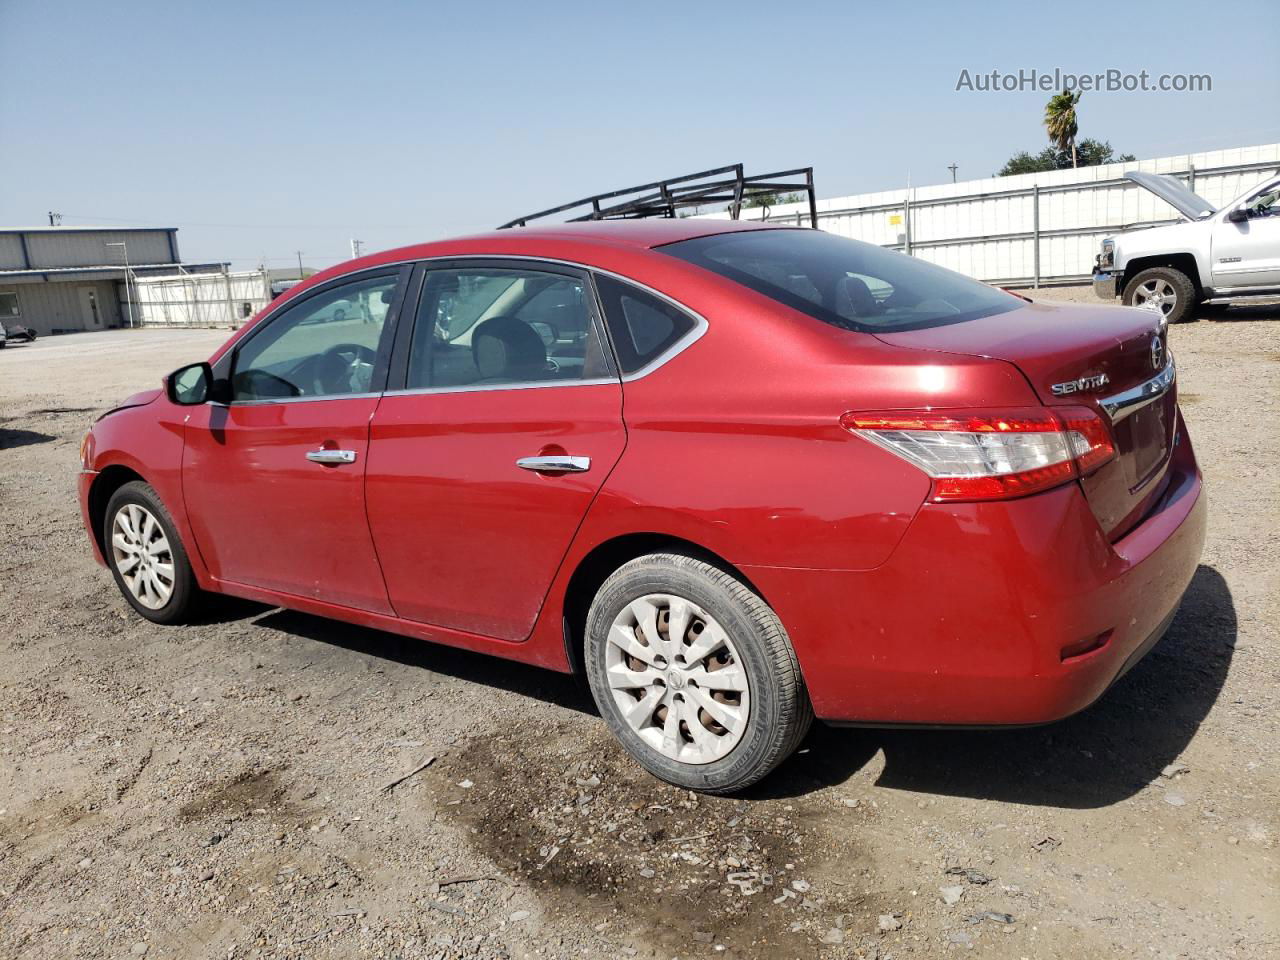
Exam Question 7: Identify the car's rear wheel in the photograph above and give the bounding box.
[104,481,200,624]
[584,553,812,794]
[1123,267,1197,323]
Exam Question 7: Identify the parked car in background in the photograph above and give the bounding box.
[1093,171,1280,323]
[2,319,38,344]
[78,221,1205,793]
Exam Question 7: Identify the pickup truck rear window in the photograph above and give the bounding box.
[661,229,1021,333]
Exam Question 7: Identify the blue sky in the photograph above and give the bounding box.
[2,0,1277,271]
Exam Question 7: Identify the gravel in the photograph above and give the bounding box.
[1,309,1278,959]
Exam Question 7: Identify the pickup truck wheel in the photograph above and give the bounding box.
[1123,267,1197,323]
[584,553,813,794]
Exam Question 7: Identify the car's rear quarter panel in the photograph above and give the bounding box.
[564,254,1042,571]
[522,251,1052,676]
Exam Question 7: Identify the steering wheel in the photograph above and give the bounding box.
[315,342,378,394]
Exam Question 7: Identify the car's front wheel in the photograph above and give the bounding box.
[584,553,812,794]
[104,481,200,624]
[1123,266,1197,323]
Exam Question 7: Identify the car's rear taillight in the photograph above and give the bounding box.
[840,407,1115,502]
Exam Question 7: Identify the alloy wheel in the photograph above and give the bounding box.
[110,503,176,610]
[1132,277,1178,317]
[605,593,750,765]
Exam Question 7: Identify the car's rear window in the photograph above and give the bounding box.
[660,229,1021,333]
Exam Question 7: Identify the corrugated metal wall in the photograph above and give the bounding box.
[715,142,1280,285]
[0,279,121,334]
[0,229,176,270]
[0,234,26,269]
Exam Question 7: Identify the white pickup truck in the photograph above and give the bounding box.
[1093,170,1280,323]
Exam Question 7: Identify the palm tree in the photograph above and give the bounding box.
[1044,90,1082,168]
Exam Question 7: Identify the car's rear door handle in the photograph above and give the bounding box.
[305,449,357,465]
[516,455,591,473]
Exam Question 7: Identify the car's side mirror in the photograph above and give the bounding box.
[1227,207,1250,223]
[166,361,214,405]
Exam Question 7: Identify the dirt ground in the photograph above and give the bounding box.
[1,291,1277,960]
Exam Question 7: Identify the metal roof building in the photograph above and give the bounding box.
[0,226,225,335]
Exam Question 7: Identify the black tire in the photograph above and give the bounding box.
[584,553,813,794]
[103,481,201,624]
[1122,266,1198,324]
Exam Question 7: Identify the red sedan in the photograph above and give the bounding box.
[78,220,1206,793]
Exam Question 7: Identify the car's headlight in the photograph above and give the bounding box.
[1099,238,1115,268]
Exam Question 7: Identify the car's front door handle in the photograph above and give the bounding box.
[516,455,591,474]
[305,449,357,465]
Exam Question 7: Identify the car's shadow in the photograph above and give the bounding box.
[248,607,594,715]
[1190,303,1280,322]
[758,563,1236,807]
[235,563,1234,810]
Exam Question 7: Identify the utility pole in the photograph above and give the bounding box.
[296,251,305,280]
[48,211,62,226]
[350,238,364,259]
[947,163,958,183]
[105,241,135,328]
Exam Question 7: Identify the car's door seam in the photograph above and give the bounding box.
[519,379,631,643]
[361,395,401,619]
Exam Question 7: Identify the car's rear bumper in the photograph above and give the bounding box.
[744,412,1206,726]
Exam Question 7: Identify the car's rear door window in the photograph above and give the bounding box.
[660,229,1020,333]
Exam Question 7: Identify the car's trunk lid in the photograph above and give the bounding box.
[875,301,1177,538]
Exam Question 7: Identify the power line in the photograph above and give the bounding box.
[58,212,429,230]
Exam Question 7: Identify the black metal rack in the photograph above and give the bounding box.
[498,164,818,229]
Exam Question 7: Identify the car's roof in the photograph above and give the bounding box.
[390,218,793,267]
[458,217,774,249]
[376,217,779,264]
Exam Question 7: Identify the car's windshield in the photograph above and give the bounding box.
[660,229,1021,333]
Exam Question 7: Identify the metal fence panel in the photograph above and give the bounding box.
[130,268,271,327]
[704,142,1280,286]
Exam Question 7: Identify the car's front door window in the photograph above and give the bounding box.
[406,267,614,389]
[1249,186,1280,219]
[231,273,399,402]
